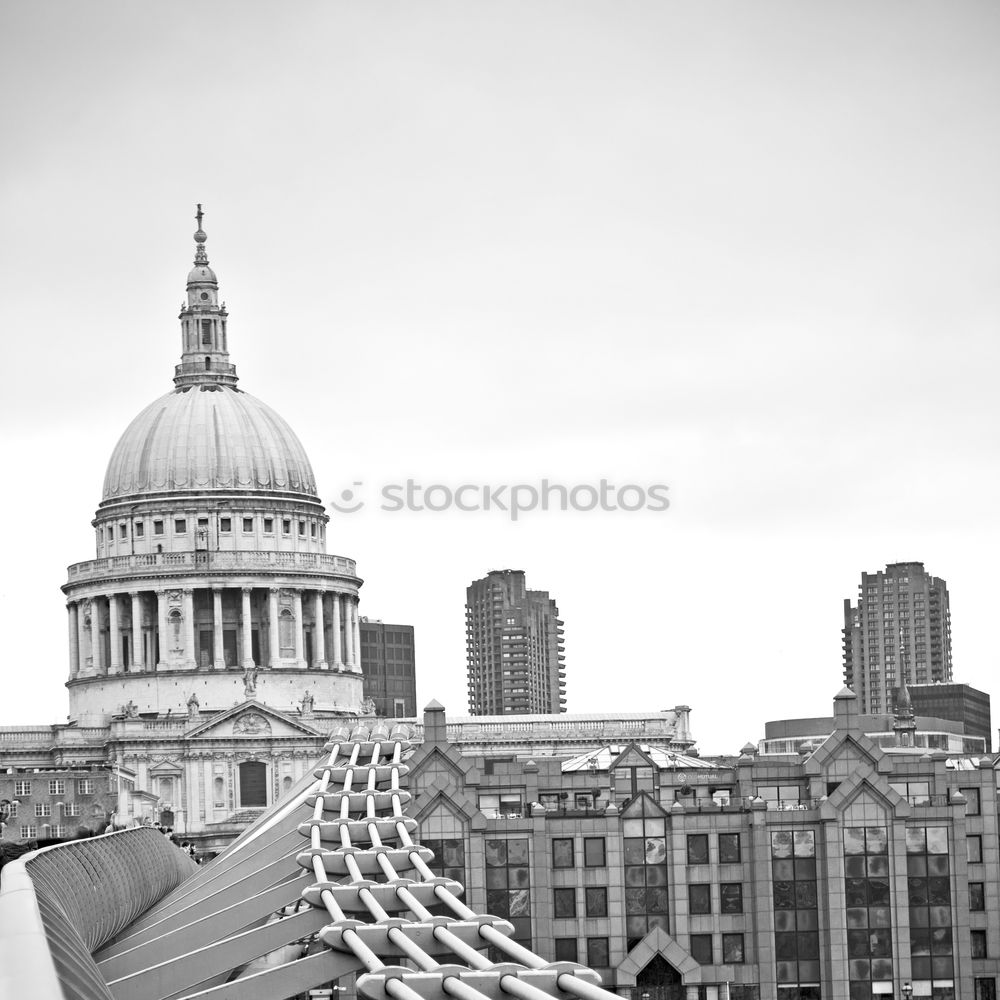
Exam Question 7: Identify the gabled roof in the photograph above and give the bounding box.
[184,700,325,739]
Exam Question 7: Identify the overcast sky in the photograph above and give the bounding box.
[2,2,998,753]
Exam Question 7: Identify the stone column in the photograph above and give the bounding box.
[183,589,196,668]
[78,602,90,675]
[293,590,304,667]
[156,591,168,669]
[268,589,280,668]
[90,597,104,675]
[241,587,255,669]
[67,602,80,678]
[352,600,363,674]
[331,591,343,671]
[343,597,355,672]
[108,594,122,674]
[130,592,144,671]
[313,591,327,669]
[213,587,225,669]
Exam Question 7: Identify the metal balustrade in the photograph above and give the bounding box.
[296,720,614,1000]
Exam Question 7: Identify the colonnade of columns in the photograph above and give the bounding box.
[66,586,362,678]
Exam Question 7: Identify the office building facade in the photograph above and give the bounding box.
[907,683,992,754]
[411,691,1000,1000]
[359,619,417,718]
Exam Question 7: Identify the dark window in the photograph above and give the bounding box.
[585,887,608,918]
[553,888,576,918]
[973,930,988,959]
[298,520,306,536]
[586,937,609,968]
[722,933,745,964]
[971,883,986,911]
[975,978,997,1000]
[154,520,164,535]
[417,838,466,919]
[134,521,144,537]
[583,837,606,867]
[174,519,186,533]
[721,882,743,913]
[201,319,212,344]
[771,829,819,989]
[969,835,983,864]
[719,833,741,863]
[961,788,982,816]
[263,518,273,533]
[220,518,231,532]
[243,517,253,532]
[311,522,316,537]
[554,938,578,963]
[690,934,713,965]
[689,883,711,914]
[119,523,128,538]
[483,839,531,950]
[687,834,709,865]
[282,519,291,534]
[107,526,114,541]
[552,838,574,868]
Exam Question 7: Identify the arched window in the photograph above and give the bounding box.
[204,356,211,369]
[239,761,267,807]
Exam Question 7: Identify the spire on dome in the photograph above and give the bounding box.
[175,205,237,388]
[194,203,209,265]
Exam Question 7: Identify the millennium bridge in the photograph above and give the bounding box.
[0,720,611,1000]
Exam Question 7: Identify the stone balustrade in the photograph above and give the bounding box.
[66,550,358,583]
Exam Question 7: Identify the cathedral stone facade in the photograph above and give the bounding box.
[1,210,370,854]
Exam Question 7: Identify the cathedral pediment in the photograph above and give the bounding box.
[185,701,325,740]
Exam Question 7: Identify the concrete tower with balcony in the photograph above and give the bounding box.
[465,569,567,716]
[63,208,365,725]
[842,562,953,717]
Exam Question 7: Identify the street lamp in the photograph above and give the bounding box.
[901,983,912,1000]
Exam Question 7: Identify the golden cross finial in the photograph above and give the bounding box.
[195,204,204,230]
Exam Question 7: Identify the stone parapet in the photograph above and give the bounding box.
[66,549,358,585]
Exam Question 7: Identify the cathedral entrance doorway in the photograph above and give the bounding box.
[239,761,267,807]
